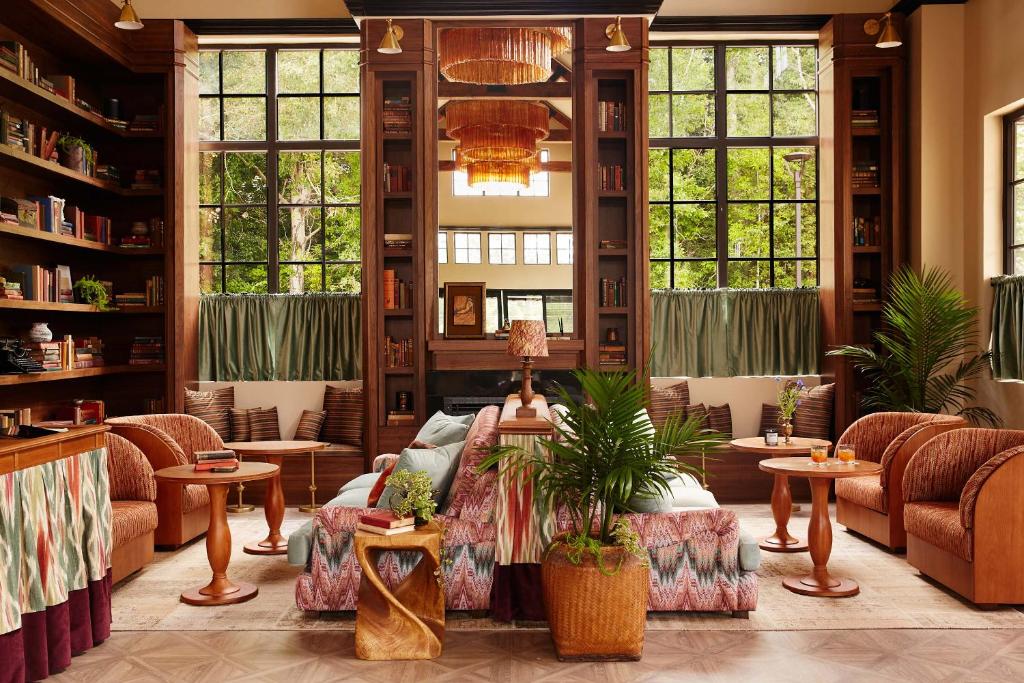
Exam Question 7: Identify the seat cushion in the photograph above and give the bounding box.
[288,519,315,566]
[249,406,282,441]
[340,472,380,493]
[182,483,210,513]
[294,409,326,441]
[835,473,886,513]
[905,501,972,561]
[111,500,158,548]
[738,528,762,572]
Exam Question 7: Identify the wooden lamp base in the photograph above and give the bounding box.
[516,357,539,417]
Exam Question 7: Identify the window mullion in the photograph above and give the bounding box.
[267,49,281,293]
[714,45,729,288]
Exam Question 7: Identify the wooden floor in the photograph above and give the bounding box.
[53,628,1024,682]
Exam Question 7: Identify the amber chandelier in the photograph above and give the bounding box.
[446,100,549,188]
[439,26,571,85]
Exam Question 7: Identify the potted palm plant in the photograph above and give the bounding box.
[481,367,723,661]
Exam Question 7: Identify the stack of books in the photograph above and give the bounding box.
[386,410,416,426]
[599,277,627,307]
[0,277,23,300]
[129,336,163,365]
[384,233,412,249]
[383,96,412,135]
[57,399,105,425]
[852,216,881,246]
[599,343,627,366]
[599,164,624,191]
[598,100,626,132]
[129,114,160,134]
[130,169,161,191]
[26,342,62,371]
[384,336,414,367]
[96,164,120,183]
[382,269,413,309]
[851,109,880,129]
[357,510,415,535]
[194,450,239,473]
[383,163,411,192]
[599,239,628,250]
[73,337,105,369]
[852,161,880,189]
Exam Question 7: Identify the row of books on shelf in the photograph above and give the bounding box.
[851,109,880,128]
[383,96,412,135]
[383,336,414,368]
[599,239,627,250]
[194,450,240,473]
[383,163,411,192]
[382,270,413,309]
[26,337,105,372]
[599,277,627,307]
[129,336,164,365]
[0,265,73,303]
[111,276,164,307]
[0,194,114,242]
[598,100,626,132]
[384,232,412,249]
[1,399,105,428]
[599,164,625,191]
[852,161,880,188]
[0,106,118,181]
[598,342,627,366]
[853,216,882,247]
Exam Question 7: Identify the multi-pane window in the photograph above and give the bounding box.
[556,232,573,264]
[484,290,574,334]
[454,232,482,264]
[1006,106,1024,274]
[438,231,448,264]
[198,47,361,294]
[649,43,818,289]
[523,233,551,264]
[488,233,516,264]
[453,149,551,196]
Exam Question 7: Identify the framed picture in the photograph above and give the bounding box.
[444,282,486,339]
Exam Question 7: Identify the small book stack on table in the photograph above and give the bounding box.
[357,510,416,535]
[194,449,239,473]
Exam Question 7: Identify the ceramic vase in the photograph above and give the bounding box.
[28,322,53,343]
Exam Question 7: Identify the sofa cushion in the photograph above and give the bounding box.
[738,529,762,572]
[759,403,781,437]
[230,408,252,442]
[685,403,708,426]
[249,407,281,441]
[333,488,372,507]
[905,501,972,561]
[415,411,474,448]
[294,409,326,441]
[377,440,466,510]
[184,386,233,440]
[648,381,690,427]
[340,472,380,492]
[288,519,315,566]
[444,405,501,517]
[794,383,835,440]
[322,385,363,446]
[368,463,395,507]
[705,404,733,437]
[835,473,886,513]
[111,500,158,548]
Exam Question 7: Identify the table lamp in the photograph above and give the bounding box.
[506,320,549,418]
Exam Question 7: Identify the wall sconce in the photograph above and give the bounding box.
[864,12,902,49]
[115,0,144,31]
[378,18,404,54]
[605,16,631,52]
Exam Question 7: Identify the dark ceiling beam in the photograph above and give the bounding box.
[542,101,573,129]
[889,0,966,14]
[650,15,829,32]
[186,19,359,35]
[438,81,571,99]
[346,1,662,17]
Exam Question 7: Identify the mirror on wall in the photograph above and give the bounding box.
[435,23,574,338]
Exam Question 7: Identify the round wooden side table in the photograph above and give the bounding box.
[731,436,832,553]
[223,440,327,555]
[759,457,884,597]
[154,462,278,606]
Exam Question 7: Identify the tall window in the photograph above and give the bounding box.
[454,232,481,263]
[198,47,361,293]
[648,43,818,289]
[438,231,448,264]
[1006,106,1024,274]
[523,233,551,264]
[488,233,516,264]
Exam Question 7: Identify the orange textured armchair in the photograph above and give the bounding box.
[106,414,219,548]
[835,412,965,550]
[106,432,158,583]
[903,428,1024,606]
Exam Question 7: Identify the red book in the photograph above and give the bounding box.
[194,459,239,471]
[359,510,415,529]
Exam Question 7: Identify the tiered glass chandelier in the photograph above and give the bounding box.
[439,26,572,85]
[446,100,550,188]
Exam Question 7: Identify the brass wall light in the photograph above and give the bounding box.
[864,12,902,49]
[378,18,404,54]
[115,0,144,31]
[605,16,631,52]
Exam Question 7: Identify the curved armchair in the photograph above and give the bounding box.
[835,412,965,550]
[106,433,158,582]
[106,414,221,547]
[903,428,1024,606]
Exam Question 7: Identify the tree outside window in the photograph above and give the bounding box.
[1006,106,1024,274]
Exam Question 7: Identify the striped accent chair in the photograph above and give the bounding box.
[106,414,221,547]
[835,412,965,550]
[902,428,1024,606]
[106,432,158,583]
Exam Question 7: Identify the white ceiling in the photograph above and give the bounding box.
[657,0,893,15]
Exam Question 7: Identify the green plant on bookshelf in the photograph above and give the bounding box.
[57,134,94,174]
[73,275,113,311]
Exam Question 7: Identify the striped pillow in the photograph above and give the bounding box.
[249,407,281,441]
[230,408,252,442]
[294,409,326,441]
[759,404,782,437]
[184,387,233,440]
[705,403,733,437]
[648,381,690,428]
[684,403,708,427]
[322,385,364,446]
[794,383,835,440]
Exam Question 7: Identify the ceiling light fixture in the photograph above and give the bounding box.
[446,100,550,189]
[115,0,144,31]
[439,27,571,85]
[864,12,902,49]
[378,18,404,55]
[605,16,631,52]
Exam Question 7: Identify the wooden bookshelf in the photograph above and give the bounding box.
[0,299,162,314]
[0,364,166,386]
[0,222,163,254]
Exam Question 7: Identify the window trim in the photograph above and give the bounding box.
[453,231,482,264]
[488,232,517,265]
[437,230,448,264]
[523,232,552,265]
[556,232,574,265]
[1005,104,1024,275]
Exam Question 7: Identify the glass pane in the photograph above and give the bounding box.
[224,264,268,293]
[507,294,544,321]
[727,260,770,289]
[774,260,817,288]
[672,47,714,91]
[773,93,817,137]
[650,94,670,138]
[223,97,266,140]
[726,47,769,90]
[1014,248,1024,275]
[199,52,219,94]
[675,261,717,289]
[279,207,323,262]
[324,50,360,93]
[277,50,320,93]
[325,151,361,203]
[224,207,268,261]
[674,204,716,258]
[324,96,360,140]
[727,94,770,137]
[199,152,222,204]
[326,263,360,293]
[672,148,716,200]
[649,48,669,91]
[727,148,770,200]
[199,208,221,261]
[545,294,573,334]
[727,203,770,257]
[773,46,816,90]
[199,98,220,141]
[650,204,670,258]
[278,151,323,204]
[278,97,320,140]
[650,261,669,289]
[774,203,818,258]
[649,148,669,201]
[671,94,714,137]
[199,265,222,294]
[773,147,817,199]
[1016,121,1024,181]
[325,207,360,261]
[1015,184,1024,244]
[280,263,323,294]
[222,51,265,94]
[224,153,267,204]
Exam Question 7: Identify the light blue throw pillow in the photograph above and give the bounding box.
[376,440,466,511]
[414,411,474,447]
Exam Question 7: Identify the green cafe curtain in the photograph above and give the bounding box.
[199,293,361,381]
[651,288,820,377]
[991,275,1024,380]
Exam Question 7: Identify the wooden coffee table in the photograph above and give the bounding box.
[154,462,278,606]
[731,436,831,553]
[759,457,884,597]
[354,520,444,660]
[223,440,327,555]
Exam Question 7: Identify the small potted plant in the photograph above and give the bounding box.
[73,276,113,312]
[57,135,94,174]
[776,378,805,443]
[384,469,437,525]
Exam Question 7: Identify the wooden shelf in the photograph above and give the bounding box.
[852,245,883,254]
[382,367,415,375]
[0,364,166,386]
[0,144,145,196]
[597,130,628,138]
[852,186,882,196]
[0,299,163,314]
[852,127,881,137]
[599,364,629,372]
[383,192,412,199]
[599,307,629,315]
[383,308,413,317]
[0,223,164,255]
[383,248,413,258]
[598,248,628,256]
[598,189,628,198]
[853,301,882,313]
[382,132,412,140]
[428,338,584,352]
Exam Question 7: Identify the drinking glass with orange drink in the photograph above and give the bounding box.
[810,444,828,465]
[837,444,856,464]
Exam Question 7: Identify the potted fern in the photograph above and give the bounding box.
[480,367,723,661]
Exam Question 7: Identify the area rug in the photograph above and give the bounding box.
[110,505,1024,632]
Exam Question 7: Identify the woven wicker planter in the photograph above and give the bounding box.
[541,540,650,661]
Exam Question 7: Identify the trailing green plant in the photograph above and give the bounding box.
[828,266,1000,426]
[384,469,438,522]
[57,134,94,162]
[73,276,112,311]
[479,366,725,571]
